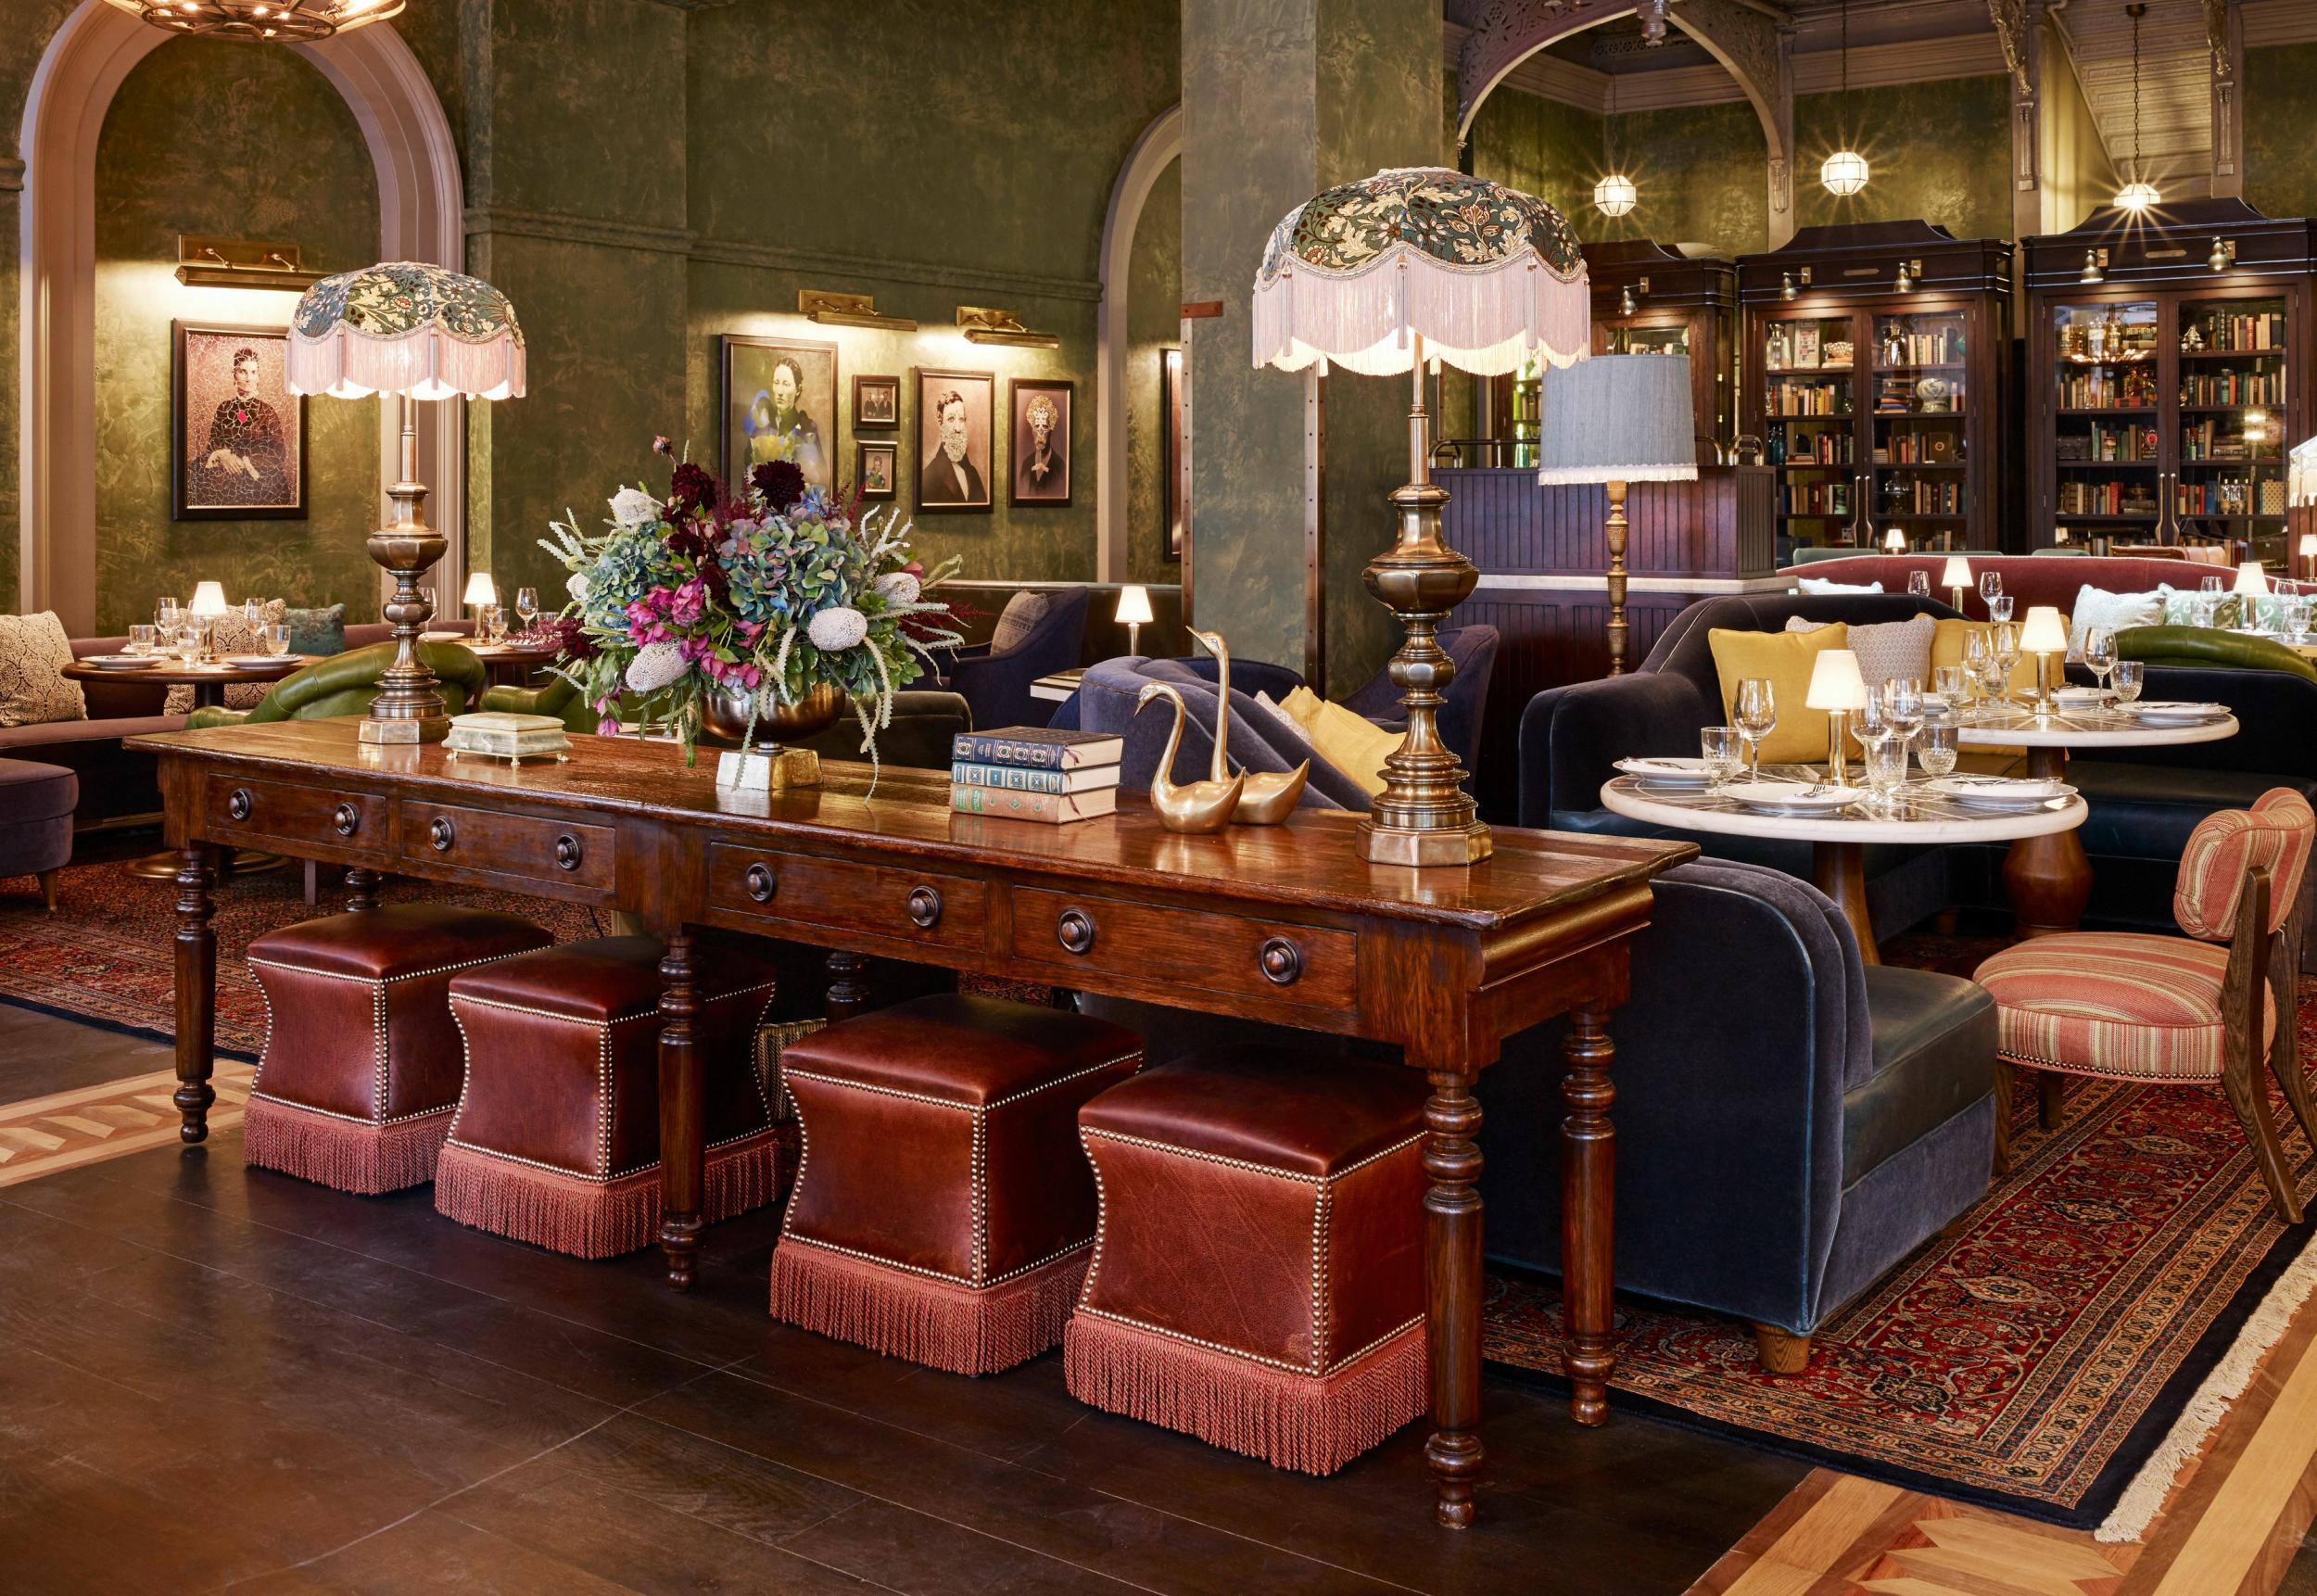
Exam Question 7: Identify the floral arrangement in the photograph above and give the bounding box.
[539,437,960,768]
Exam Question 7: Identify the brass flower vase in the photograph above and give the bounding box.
[703,682,845,792]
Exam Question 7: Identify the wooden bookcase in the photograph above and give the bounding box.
[2021,197,2315,564]
[1737,222,2013,556]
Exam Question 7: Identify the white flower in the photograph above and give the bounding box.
[609,487,661,526]
[566,572,590,602]
[873,572,920,605]
[808,606,868,651]
[625,640,690,693]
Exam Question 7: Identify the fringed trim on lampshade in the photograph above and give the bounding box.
[243,1096,451,1195]
[1251,244,1590,376]
[433,1129,787,1260]
[1535,463,1702,485]
[1064,1311,1428,1476]
[770,1239,1088,1375]
[287,323,527,401]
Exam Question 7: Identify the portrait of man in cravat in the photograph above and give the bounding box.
[914,368,994,512]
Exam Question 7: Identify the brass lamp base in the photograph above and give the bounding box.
[1359,817,1494,867]
[364,392,450,745]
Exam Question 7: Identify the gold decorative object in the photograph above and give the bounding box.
[1190,628,1308,824]
[956,307,1059,349]
[174,236,322,293]
[102,0,403,43]
[798,290,918,332]
[702,683,843,792]
[1134,682,1243,833]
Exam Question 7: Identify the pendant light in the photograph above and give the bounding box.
[1820,0,1870,196]
[1594,70,1638,219]
[2113,4,2161,211]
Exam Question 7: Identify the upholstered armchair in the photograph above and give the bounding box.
[183,641,487,730]
[1974,790,2316,1218]
[1336,624,1500,779]
[476,677,971,770]
[942,586,1090,732]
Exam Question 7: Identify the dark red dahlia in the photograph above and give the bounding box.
[667,461,718,513]
[751,459,806,513]
[665,518,714,563]
[549,614,598,662]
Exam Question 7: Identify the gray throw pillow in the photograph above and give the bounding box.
[282,602,348,657]
[1786,612,1935,688]
[991,590,1050,654]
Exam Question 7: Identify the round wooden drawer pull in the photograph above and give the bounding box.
[554,834,584,872]
[744,863,778,903]
[226,788,253,821]
[332,803,360,837]
[1057,908,1096,956]
[906,885,943,928]
[428,817,456,853]
[1260,937,1302,986]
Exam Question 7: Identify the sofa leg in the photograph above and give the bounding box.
[1752,1324,1812,1375]
[2037,1069,2067,1131]
[1993,1062,2015,1176]
[38,868,59,913]
[1933,908,1960,937]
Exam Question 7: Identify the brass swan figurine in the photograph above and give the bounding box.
[1191,628,1309,825]
[1133,681,1243,833]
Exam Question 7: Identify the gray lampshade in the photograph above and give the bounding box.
[1535,353,1699,485]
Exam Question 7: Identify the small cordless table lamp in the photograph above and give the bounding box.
[2300,532,2317,584]
[462,570,498,627]
[1805,647,1868,786]
[1941,555,1972,614]
[1883,527,1906,555]
[1114,584,1153,656]
[2019,604,2069,716]
[2235,560,2269,631]
[189,581,230,660]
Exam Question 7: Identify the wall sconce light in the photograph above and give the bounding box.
[2080,248,2108,285]
[798,290,918,331]
[1893,259,1920,292]
[174,236,322,292]
[956,306,1058,348]
[1617,276,1650,316]
[1779,267,1812,303]
[2209,237,2237,272]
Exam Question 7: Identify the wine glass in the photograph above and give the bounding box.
[1908,570,1932,600]
[1734,678,1777,781]
[1991,622,2021,701]
[1882,678,1925,752]
[1918,723,1959,779]
[514,587,540,633]
[1933,664,1970,715]
[1978,569,2004,615]
[2111,659,2145,704]
[156,596,180,630]
[242,597,266,631]
[1960,630,1992,709]
[1700,727,1741,794]
[2081,627,2117,704]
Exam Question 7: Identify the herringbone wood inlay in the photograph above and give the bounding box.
[0,1064,254,1188]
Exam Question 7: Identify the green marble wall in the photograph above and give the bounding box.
[1795,75,2011,242]
[1127,159,1182,586]
[2247,44,2317,221]
[91,38,382,635]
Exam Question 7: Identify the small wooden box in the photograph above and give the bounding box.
[444,712,570,766]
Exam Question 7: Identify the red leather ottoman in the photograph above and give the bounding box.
[771,994,1142,1375]
[1066,1043,1430,1475]
[244,906,554,1193]
[435,937,784,1258]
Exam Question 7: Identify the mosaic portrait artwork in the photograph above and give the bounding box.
[172,322,308,520]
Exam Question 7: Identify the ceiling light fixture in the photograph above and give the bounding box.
[2113,5,2160,212]
[100,0,402,41]
[1821,0,1870,196]
[957,306,1059,349]
[797,290,918,332]
[1595,70,1638,219]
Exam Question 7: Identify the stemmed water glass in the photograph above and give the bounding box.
[2200,572,2225,627]
[484,604,509,645]
[1700,727,1741,794]
[1734,678,1777,781]
[1960,630,1993,709]
[1991,622,2021,703]
[1978,569,2004,617]
[514,587,540,635]
[2081,626,2118,707]
[1882,678,1925,763]
[242,597,267,631]
[1933,664,1970,716]
[156,596,180,631]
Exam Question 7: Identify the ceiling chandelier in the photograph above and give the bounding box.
[100,0,404,42]
[2113,3,2160,211]
[1594,70,1638,218]
[1820,0,1869,196]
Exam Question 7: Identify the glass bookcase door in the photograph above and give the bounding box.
[1870,310,1969,545]
[2176,296,2288,562]
[1763,314,1858,547]
[1605,322,1690,358]
[2050,300,2162,535]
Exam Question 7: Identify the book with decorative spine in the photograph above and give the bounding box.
[952,760,1121,794]
[951,728,1123,771]
[951,785,1119,822]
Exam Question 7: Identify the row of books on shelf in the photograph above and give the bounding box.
[1767,433,1852,465]
[1767,381,1851,416]
[1780,483,1854,516]
[1880,480,1963,515]
[2179,373,2284,407]
[2055,422,2159,462]
[2190,310,2285,352]
[950,728,1122,824]
[2175,477,2286,516]
[2057,372,2158,409]
[2057,481,2158,516]
[1879,327,1964,365]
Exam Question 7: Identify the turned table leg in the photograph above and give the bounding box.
[1813,841,1880,965]
[344,866,381,914]
[1562,1007,1618,1425]
[656,928,705,1291]
[2005,746,2092,938]
[172,842,219,1144]
[825,949,871,1022]
[1423,1069,1484,1529]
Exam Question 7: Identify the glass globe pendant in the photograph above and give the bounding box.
[1593,172,1638,219]
[2115,179,2161,212]
[100,0,404,43]
[1821,150,1870,197]
[2112,6,2159,213]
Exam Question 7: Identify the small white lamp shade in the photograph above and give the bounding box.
[1882,527,1906,553]
[2300,533,2317,556]
[1113,585,1154,627]
[1804,649,1868,712]
[189,581,230,617]
[2019,605,2069,655]
[462,571,498,607]
[2235,560,2269,597]
[1941,555,1972,589]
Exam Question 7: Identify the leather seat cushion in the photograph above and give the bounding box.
[779,993,1141,1107]
[1078,1042,1426,1177]
[1974,932,2275,1082]
[0,713,184,749]
[1844,967,1996,1183]
[248,905,551,982]
[0,759,78,823]
[448,934,779,1021]
[2070,763,2317,862]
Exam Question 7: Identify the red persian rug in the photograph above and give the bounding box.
[1484,933,2317,1533]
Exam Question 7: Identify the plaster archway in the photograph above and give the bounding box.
[19,1,464,632]
[1095,103,1181,585]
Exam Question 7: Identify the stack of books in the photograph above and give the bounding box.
[950,727,1123,823]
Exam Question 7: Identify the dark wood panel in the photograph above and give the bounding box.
[1439,466,1773,581]
[1007,883,1359,1013]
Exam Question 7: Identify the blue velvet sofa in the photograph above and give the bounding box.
[942,586,1090,732]
[1071,656,1366,809]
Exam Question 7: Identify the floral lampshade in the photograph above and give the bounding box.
[287,261,526,402]
[1252,167,1590,377]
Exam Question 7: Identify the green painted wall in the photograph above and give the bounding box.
[1795,75,2011,242]
[1127,158,1182,586]
[91,37,382,635]
[1467,82,1600,235]
[2247,44,2317,222]
[1600,101,1769,258]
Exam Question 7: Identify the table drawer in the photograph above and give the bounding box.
[707,844,986,952]
[1008,888,1356,1009]
[205,775,386,851]
[399,800,614,889]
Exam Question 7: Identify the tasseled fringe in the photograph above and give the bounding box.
[288,321,526,405]
[1064,1313,1428,1476]
[1251,242,1591,377]
[770,1241,1087,1375]
[243,1097,450,1195]
[434,1130,788,1260]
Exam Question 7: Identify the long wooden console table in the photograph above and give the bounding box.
[137,718,1693,1526]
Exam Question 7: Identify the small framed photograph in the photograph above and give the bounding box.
[1007,379,1073,507]
[853,374,899,430]
[914,367,995,513]
[1794,323,1821,369]
[172,321,308,520]
[722,335,837,494]
[856,439,898,500]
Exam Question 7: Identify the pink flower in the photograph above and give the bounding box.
[596,717,620,737]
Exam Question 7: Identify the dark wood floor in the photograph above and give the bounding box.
[0,1013,1805,1595]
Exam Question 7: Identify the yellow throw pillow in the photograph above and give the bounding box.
[1706,624,1849,766]
[1279,686,1396,798]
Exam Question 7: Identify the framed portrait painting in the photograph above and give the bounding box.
[722,335,837,494]
[853,374,899,430]
[856,440,898,500]
[1007,379,1072,507]
[171,321,307,520]
[914,368,994,513]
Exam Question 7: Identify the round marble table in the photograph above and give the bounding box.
[1955,700,2237,937]
[1601,771,2087,963]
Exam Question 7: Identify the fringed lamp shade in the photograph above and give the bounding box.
[1535,355,1699,485]
[1251,167,1590,377]
[287,262,526,401]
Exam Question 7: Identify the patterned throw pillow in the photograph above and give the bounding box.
[0,611,87,728]
[2157,585,2269,629]
[1786,613,1934,688]
[990,590,1050,654]
[2066,585,2165,660]
[281,602,347,657]
[163,598,289,715]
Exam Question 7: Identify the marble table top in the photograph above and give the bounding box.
[1602,768,2089,845]
[1947,699,2238,750]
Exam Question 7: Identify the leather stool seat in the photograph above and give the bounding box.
[244,906,554,1193]
[435,937,784,1258]
[771,994,1142,1375]
[1067,1043,1430,1475]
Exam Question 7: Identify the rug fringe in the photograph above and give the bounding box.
[435,1131,787,1260]
[770,1241,1085,1375]
[1063,1312,1427,1476]
[2097,1224,2317,1544]
[243,1097,449,1195]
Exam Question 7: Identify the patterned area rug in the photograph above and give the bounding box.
[1485,933,2317,1531]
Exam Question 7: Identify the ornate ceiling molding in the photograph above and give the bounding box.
[1987,0,2034,95]
[1456,1,1609,140]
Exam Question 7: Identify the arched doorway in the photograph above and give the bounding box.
[1095,103,1182,584]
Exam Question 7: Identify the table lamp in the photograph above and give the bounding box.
[1254,167,1590,868]
[2019,604,2069,716]
[1941,555,1972,614]
[189,581,229,659]
[1536,355,1698,678]
[2235,560,2268,631]
[1883,527,1906,554]
[1114,584,1153,656]
[2300,532,2316,584]
[1805,648,1868,787]
[288,262,526,744]
[462,570,498,627]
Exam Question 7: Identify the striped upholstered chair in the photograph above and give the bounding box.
[1973,790,2316,1221]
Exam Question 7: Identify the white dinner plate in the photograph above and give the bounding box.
[1931,775,2070,802]
[1614,756,1718,787]
[2050,688,2108,709]
[2123,701,2228,724]
[222,654,287,666]
[1721,780,1863,815]
[81,653,158,669]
